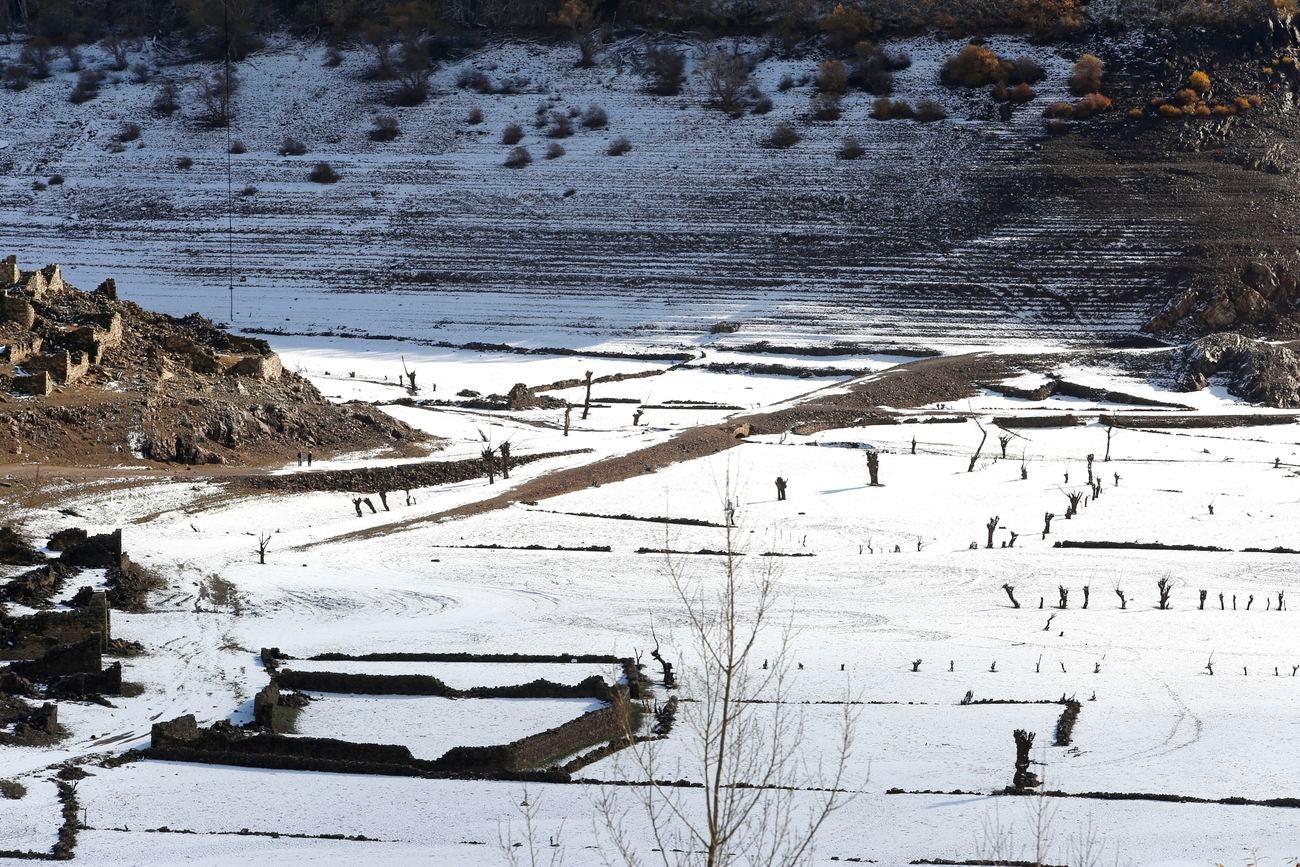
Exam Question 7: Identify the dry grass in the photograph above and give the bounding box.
[941,43,1003,88]
[1069,53,1104,95]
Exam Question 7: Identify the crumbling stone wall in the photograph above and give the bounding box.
[0,593,110,660]
[25,350,90,385]
[2,335,43,365]
[12,371,51,396]
[0,256,18,285]
[0,295,36,329]
[10,637,102,679]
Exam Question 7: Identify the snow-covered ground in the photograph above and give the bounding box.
[4,336,1300,865]
[2,35,1186,352]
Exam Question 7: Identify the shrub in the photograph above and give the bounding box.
[176,156,194,169]
[1158,103,1184,118]
[853,42,894,95]
[1069,54,1104,95]
[197,70,238,127]
[4,65,29,91]
[1211,103,1236,116]
[818,59,848,94]
[993,81,1009,102]
[229,140,246,154]
[1246,93,1263,108]
[48,174,64,185]
[279,136,307,156]
[389,72,430,107]
[546,142,566,159]
[1126,106,1145,119]
[1045,118,1071,134]
[32,180,47,191]
[1044,101,1074,119]
[152,79,179,115]
[1175,88,1198,106]
[241,184,257,195]
[581,104,608,129]
[456,68,492,92]
[504,145,532,168]
[1009,56,1046,85]
[324,46,343,68]
[1073,92,1112,119]
[882,48,912,71]
[752,94,773,114]
[767,122,799,148]
[130,61,151,84]
[467,106,484,124]
[607,136,633,156]
[1009,83,1035,103]
[941,43,1004,88]
[870,96,914,120]
[501,123,524,145]
[811,93,842,120]
[64,46,82,71]
[69,69,105,103]
[20,42,53,80]
[546,112,573,138]
[644,45,685,96]
[778,73,794,92]
[116,122,142,142]
[837,136,865,160]
[369,114,401,141]
[1189,70,1212,94]
[819,3,876,52]
[0,780,26,800]
[308,161,340,183]
[915,99,948,122]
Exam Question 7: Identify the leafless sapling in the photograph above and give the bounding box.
[1082,585,1090,609]
[482,447,497,484]
[1044,613,1057,630]
[1104,425,1114,461]
[998,433,1012,459]
[352,497,363,517]
[1205,654,1215,676]
[986,516,999,549]
[1065,490,1084,518]
[1199,589,1207,610]
[1279,591,1286,611]
[563,404,572,436]
[1247,594,1254,610]
[1001,584,1021,609]
[1086,453,1095,485]
[1114,584,1127,609]
[911,659,922,672]
[968,419,988,473]
[1042,512,1054,538]
[1008,531,1019,548]
[256,531,271,564]
[649,622,675,688]
[581,370,593,419]
[1057,586,1068,610]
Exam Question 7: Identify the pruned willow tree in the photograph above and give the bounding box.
[596,492,858,867]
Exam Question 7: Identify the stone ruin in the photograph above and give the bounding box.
[0,256,282,398]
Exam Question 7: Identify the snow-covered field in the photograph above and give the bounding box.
[4,335,1300,865]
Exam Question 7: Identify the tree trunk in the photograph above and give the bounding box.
[1001,584,1020,608]
[581,371,594,420]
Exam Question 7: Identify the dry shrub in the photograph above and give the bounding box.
[504,145,532,168]
[1009,82,1035,103]
[229,140,246,154]
[175,155,194,169]
[1069,53,1104,95]
[130,61,151,84]
[241,185,257,195]
[993,81,1008,102]
[644,45,685,96]
[48,174,64,185]
[752,94,773,114]
[853,41,895,95]
[837,136,864,160]
[1174,87,1198,106]
[1192,102,1211,117]
[308,161,340,183]
[871,97,915,120]
[324,46,343,68]
[456,68,492,92]
[69,69,105,103]
[546,142,566,159]
[1009,55,1046,85]
[116,122,142,142]
[819,3,876,52]
[581,104,608,129]
[778,73,794,92]
[811,93,842,120]
[1211,103,1236,116]
[152,79,179,115]
[818,59,848,94]
[941,43,1004,88]
[546,112,573,138]
[31,180,47,191]
[1246,94,1263,107]
[915,99,947,122]
[279,136,307,156]
[1045,118,1071,135]
[501,123,524,145]
[1043,101,1074,119]
[607,136,632,156]
[0,779,25,800]
[467,106,484,124]
[767,122,799,148]
[1189,70,1212,93]
[1073,92,1112,118]
[369,115,401,141]
[1126,106,1145,119]
[1158,103,1184,118]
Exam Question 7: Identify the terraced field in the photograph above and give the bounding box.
[3,35,1191,351]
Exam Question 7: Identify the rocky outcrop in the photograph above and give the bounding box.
[1172,332,1300,407]
[1146,260,1300,337]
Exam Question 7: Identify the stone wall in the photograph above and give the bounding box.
[12,371,52,396]
[25,350,90,385]
[0,294,35,329]
[229,353,282,381]
[0,256,18,285]
[2,335,43,365]
[0,593,111,660]
[10,636,102,679]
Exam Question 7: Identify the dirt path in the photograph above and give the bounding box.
[299,351,1036,548]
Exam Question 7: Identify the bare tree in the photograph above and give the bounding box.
[482,447,497,484]
[582,371,594,420]
[256,531,271,564]
[598,496,856,867]
[1002,583,1020,608]
[697,45,752,115]
[968,419,988,473]
[500,441,512,479]
[986,516,999,549]
[1156,575,1173,610]
[1114,583,1127,609]
[866,451,880,487]
[401,355,417,393]
[1042,512,1054,538]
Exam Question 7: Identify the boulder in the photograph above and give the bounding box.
[1173,333,1300,407]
